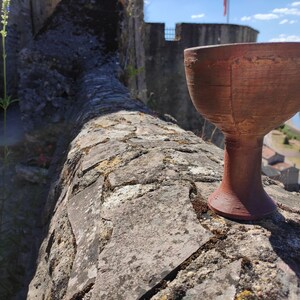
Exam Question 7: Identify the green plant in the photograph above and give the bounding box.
[278,124,300,141]
[126,64,144,78]
[0,0,12,230]
[0,1,19,176]
[0,0,22,299]
[0,0,17,161]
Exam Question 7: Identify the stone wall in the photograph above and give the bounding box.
[30,0,62,34]
[7,0,62,36]
[3,0,258,149]
[3,0,149,99]
[144,23,259,147]
[0,0,62,95]
[27,58,300,300]
[18,0,121,132]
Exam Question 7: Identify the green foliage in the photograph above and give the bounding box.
[0,0,11,229]
[0,95,18,110]
[1,1,10,34]
[0,0,12,227]
[126,64,144,78]
[277,124,300,141]
[1,0,11,100]
[0,0,17,154]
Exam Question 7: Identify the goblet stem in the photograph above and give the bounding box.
[208,135,277,220]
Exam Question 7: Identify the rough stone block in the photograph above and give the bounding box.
[92,183,212,300]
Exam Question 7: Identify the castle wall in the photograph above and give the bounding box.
[144,23,258,146]
[0,0,62,95]
[1,0,258,149]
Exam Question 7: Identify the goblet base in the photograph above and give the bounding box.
[208,188,277,221]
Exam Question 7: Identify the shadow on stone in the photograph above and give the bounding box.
[263,212,300,279]
[236,210,300,280]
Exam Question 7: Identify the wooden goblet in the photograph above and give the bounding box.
[184,43,300,220]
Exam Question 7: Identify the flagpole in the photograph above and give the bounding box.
[227,0,230,23]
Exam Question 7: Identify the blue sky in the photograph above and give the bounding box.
[144,0,300,42]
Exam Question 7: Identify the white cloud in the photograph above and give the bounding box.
[269,34,300,42]
[273,8,291,14]
[279,19,289,24]
[279,18,298,24]
[273,8,300,15]
[191,13,205,19]
[144,0,150,5]
[242,6,300,24]
[254,13,279,20]
[241,16,251,21]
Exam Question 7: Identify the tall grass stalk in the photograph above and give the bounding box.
[0,0,17,146]
[0,3,28,297]
[0,0,12,234]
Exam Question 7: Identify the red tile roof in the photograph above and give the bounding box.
[262,145,276,160]
[272,162,292,171]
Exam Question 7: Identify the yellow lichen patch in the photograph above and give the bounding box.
[159,295,168,300]
[235,290,255,300]
[100,226,113,241]
[95,156,122,175]
[177,140,190,145]
[215,216,227,224]
[163,156,175,165]
[92,119,119,129]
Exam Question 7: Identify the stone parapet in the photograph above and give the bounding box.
[145,22,258,45]
[28,61,300,300]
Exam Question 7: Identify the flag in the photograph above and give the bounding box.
[224,0,227,16]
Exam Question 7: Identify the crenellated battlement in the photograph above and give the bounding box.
[145,22,258,44]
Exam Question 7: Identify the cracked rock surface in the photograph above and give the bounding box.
[28,102,300,299]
